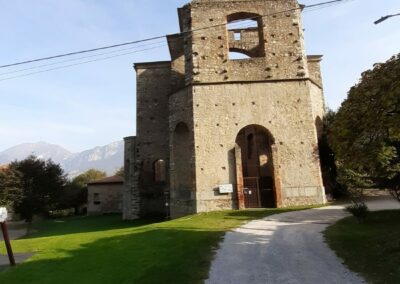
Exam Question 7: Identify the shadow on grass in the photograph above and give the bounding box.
[324,210,400,284]
[26,207,321,239]
[0,228,223,284]
[0,208,326,283]
[24,214,164,239]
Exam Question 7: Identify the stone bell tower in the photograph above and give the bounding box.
[124,0,326,220]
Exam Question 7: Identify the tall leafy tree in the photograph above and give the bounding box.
[0,167,22,208]
[10,156,67,222]
[318,110,343,197]
[330,53,400,200]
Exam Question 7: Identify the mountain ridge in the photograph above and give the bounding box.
[0,141,123,178]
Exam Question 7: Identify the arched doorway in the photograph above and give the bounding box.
[235,125,276,208]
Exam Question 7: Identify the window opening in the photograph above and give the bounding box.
[227,19,258,31]
[154,159,167,183]
[234,32,241,41]
[93,193,100,205]
[227,13,264,60]
[229,51,251,60]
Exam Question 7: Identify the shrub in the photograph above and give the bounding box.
[345,202,369,223]
[48,208,75,218]
[389,185,400,202]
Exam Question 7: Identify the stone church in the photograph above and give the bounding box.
[123,0,326,220]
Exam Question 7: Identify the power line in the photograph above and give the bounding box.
[303,0,351,13]
[0,35,166,69]
[0,44,166,82]
[0,0,350,69]
[2,0,349,78]
[186,0,351,32]
[0,40,166,77]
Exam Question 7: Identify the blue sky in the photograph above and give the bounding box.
[0,0,399,152]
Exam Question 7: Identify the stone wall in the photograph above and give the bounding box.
[307,55,323,88]
[134,62,171,217]
[228,27,263,57]
[123,136,140,220]
[168,86,197,218]
[167,34,186,92]
[180,0,309,85]
[88,183,123,215]
[192,80,325,211]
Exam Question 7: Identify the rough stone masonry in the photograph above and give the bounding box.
[123,0,326,220]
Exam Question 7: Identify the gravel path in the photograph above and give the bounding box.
[206,198,400,284]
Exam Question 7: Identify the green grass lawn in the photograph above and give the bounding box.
[0,207,311,284]
[324,210,400,284]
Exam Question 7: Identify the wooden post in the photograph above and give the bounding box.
[1,222,16,266]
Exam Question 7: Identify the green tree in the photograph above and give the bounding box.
[72,169,106,188]
[330,53,400,201]
[60,169,106,214]
[114,166,124,177]
[9,156,67,222]
[318,110,344,198]
[0,167,22,208]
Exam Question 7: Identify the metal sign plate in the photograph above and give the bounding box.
[0,207,7,222]
[219,184,233,194]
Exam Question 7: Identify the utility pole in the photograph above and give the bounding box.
[0,207,16,266]
[374,13,400,24]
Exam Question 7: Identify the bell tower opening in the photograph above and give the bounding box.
[227,12,265,59]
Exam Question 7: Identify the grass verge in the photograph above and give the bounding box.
[324,210,400,283]
[0,207,312,284]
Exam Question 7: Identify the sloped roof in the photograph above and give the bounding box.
[88,175,124,185]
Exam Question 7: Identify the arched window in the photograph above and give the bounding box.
[154,159,166,183]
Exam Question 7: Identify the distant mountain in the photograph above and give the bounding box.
[0,141,124,178]
[63,141,124,178]
[0,142,71,164]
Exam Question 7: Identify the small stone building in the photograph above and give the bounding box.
[124,0,326,220]
[87,176,123,215]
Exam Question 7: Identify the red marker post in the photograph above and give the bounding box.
[0,207,16,266]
